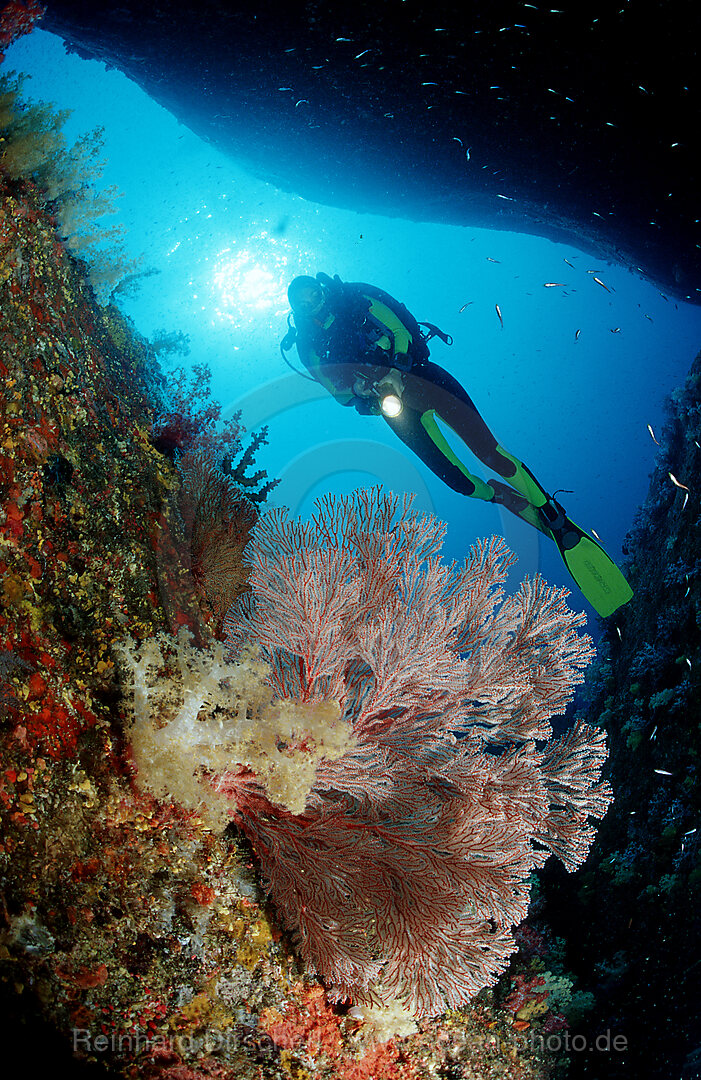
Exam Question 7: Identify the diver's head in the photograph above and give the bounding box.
[288,276,327,320]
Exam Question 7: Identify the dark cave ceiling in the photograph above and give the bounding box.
[43,0,700,303]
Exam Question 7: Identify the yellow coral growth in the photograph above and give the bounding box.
[349,1000,419,1042]
[0,72,138,301]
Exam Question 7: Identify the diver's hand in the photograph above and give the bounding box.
[352,375,377,398]
[376,367,405,397]
[351,396,381,415]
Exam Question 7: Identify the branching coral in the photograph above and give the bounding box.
[176,448,260,626]
[121,487,612,1019]
[150,363,229,457]
[151,362,279,500]
[149,365,279,629]
[219,488,611,1016]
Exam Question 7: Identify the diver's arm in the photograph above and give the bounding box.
[295,333,357,405]
[351,396,381,415]
[375,368,406,397]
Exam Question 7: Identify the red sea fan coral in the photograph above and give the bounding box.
[177,448,258,625]
[221,488,612,1018]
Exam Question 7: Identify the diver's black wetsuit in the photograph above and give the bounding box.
[292,277,550,514]
[382,359,521,501]
[285,273,634,616]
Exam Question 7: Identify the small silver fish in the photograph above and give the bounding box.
[459,301,474,312]
[564,258,576,268]
[495,303,504,328]
[486,257,501,263]
[543,282,567,287]
[575,329,581,340]
[610,327,621,333]
[593,276,611,292]
[647,424,660,445]
[669,472,689,491]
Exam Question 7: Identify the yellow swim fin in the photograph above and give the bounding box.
[490,482,633,616]
[539,499,633,617]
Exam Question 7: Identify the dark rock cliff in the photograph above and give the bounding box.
[540,352,701,1079]
[42,0,701,304]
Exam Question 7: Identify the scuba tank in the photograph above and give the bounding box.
[280,272,453,381]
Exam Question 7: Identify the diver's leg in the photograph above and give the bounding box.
[384,403,495,500]
[402,362,551,508]
[391,364,632,614]
[386,404,551,533]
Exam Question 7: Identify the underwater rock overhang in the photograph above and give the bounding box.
[43,0,700,304]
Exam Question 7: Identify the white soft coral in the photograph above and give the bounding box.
[118,628,354,829]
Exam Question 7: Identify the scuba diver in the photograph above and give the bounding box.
[280,272,632,617]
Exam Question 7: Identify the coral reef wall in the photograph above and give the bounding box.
[539,352,701,1079]
[0,175,561,1078]
[2,79,696,1075]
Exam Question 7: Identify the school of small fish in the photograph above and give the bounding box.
[461,251,670,352]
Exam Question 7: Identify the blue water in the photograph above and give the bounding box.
[7,30,701,628]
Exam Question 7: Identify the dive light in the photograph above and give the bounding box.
[380,393,403,418]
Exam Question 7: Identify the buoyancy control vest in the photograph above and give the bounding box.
[280,273,451,405]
